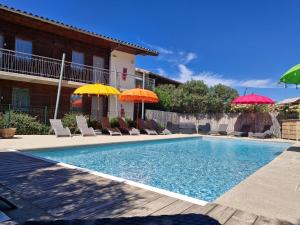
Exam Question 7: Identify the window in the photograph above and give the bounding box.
[12,87,30,110]
[72,51,84,69]
[15,38,32,60]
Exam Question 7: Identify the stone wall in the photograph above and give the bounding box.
[146,109,282,137]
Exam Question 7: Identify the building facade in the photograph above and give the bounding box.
[0,4,157,121]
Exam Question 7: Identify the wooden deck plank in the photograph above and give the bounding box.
[32,182,123,209]
[151,199,194,216]
[224,210,258,225]
[76,190,163,220]
[207,204,237,224]
[46,183,156,218]
[119,195,177,217]
[182,203,217,215]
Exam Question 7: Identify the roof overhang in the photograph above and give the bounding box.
[0,4,159,56]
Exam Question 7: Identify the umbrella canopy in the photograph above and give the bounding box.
[280,64,300,85]
[119,88,159,103]
[73,83,120,96]
[232,94,275,105]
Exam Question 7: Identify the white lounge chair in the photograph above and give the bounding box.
[76,116,96,136]
[50,119,71,137]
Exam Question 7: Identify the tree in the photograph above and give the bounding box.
[153,82,239,113]
[209,84,239,112]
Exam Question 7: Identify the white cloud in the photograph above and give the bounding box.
[184,52,197,64]
[157,68,167,76]
[142,42,173,54]
[142,42,197,64]
[177,64,275,88]
[239,79,275,88]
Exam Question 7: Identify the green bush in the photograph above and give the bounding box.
[61,112,82,134]
[125,118,135,127]
[110,117,119,128]
[0,111,50,135]
[88,118,102,130]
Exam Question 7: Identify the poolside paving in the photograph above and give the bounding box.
[0,150,296,224]
[216,146,300,224]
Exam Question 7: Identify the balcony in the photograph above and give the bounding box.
[0,48,155,90]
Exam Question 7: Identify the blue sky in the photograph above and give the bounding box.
[2,0,300,101]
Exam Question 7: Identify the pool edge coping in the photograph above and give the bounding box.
[8,148,209,207]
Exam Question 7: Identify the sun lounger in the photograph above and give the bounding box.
[231,124,251,137]
[197,123,211,134]
[100,117,122,136]
[250,125,272,139]
[76,116,96,136]
[166,121,180,134]
[148,119,172,135]
[179,122,196,134]
[117,117,140,135]
[136,119,158,135]
[50,119,71,137]
[209,124,228,135]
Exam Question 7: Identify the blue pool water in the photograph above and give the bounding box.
[28,137,290,201]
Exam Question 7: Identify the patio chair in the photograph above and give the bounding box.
[250,125,272,139]
[208,124,228,135]
[231,124,251,137]
[147,119,171,135]
[117,117,140,135]
[49,119,72,137]
[136,119,158,135]
[76,116,96,136]
[100,117,122,136]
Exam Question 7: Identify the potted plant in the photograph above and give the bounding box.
[0,115,16,138]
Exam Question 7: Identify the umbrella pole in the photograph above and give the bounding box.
[97,95,100,120]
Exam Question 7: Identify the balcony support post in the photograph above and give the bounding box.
[141,72,145,119]
[114,65,118,117]
[54,53,66,119]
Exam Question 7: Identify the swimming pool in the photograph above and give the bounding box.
[27,137,290,202]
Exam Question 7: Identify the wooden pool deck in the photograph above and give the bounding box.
[0,151,295,225]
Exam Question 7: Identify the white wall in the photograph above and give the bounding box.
[108,50,136,119]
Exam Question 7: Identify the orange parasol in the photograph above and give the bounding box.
[119,88,158,103]
[119,88,158,119]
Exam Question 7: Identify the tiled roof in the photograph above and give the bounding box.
[0,4,159,56]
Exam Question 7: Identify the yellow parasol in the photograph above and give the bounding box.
[74,83,120,96]
[73,83,120,118]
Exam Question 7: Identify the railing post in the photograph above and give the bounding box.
[44,106,48,124]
